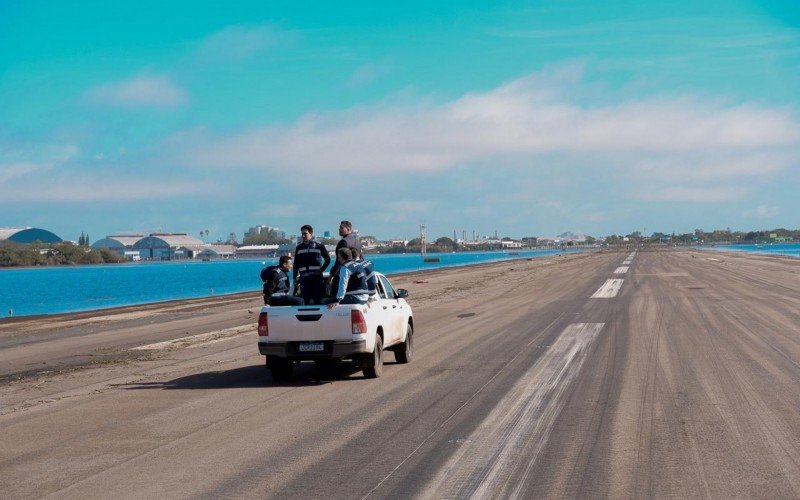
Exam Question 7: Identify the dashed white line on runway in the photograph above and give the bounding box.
[591,279,624,298]
[614,266,629,274]
[423,323,605,498]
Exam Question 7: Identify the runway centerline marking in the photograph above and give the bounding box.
[591,279,624,298]
[614,266,629,274]
[131,325,255,350]
[423,323,605,498]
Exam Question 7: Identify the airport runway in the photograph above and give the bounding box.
[2,249,800,498]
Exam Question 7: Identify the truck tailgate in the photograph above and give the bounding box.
[266,306,353,341]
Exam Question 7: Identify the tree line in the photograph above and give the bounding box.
[0,242,126,267]
[603,228,798,245]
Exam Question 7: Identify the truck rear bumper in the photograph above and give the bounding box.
[259,339,368,359]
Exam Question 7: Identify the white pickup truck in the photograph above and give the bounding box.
[257,272,413,380]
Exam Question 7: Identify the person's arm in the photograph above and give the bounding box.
[266,269,280,294]
[319,243,331,273]
[292,247,300,282]
[327,265,350,308]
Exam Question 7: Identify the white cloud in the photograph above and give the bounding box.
[0,163,44,182]
[631,152,794,182]
[347,63,388,88]
[385,200,435,213]
[636,186,746,202]
[463,206,493,216]
[588,212,608,222]
[85,75,188,108]
[197,24,286,61]
[743,205,780,218]
[256,204,301,218]
[0,178,215,203]
[178,67,800,189]
[0,142,79,182]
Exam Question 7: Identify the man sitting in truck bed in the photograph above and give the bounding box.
[326,247,369,309]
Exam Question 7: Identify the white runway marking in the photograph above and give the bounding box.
[614,266,629,274]
[591,279,624,298]
[423,323,605,498]
[131,325,255,350]
[622,260,632,265]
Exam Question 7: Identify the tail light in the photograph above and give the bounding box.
[351,309,367,335]
[258,312,269,336]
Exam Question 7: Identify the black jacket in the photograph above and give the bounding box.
[293,240,330,278]
[263,267,290,298]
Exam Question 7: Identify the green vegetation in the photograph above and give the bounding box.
[604,227,797,246]
[0,242,126,267]
[242,233,292,246]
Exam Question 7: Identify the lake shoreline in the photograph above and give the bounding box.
[0,253,581,327]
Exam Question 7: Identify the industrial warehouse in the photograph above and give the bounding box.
[92,233,237,261]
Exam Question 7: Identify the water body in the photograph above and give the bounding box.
[0,249,582,318]
[703,242,800,258]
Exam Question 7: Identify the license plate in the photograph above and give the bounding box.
[299,342,324,352]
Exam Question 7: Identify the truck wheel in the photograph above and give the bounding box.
[394,324,413,364]
[267,355,293,381]
[362,336,383,379]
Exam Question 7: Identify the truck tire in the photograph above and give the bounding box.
[267,355,293,381]
[362,336,383,379]
[394,324,413,364]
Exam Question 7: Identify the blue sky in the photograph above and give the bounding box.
[1,0,799,241]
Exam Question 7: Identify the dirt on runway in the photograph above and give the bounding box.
[1,248,800,498]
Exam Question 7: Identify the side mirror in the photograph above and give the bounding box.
[396,288,409,299]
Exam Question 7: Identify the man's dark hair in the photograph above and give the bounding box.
[337,247,353,261]
[350,247,360,259]
[279,255,292,266]
[340,220,352,230]
[301,224,313,233]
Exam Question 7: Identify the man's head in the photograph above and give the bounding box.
[300,224,314,242]
[338,220,352,237]
[337,247,353,263]
[279,255,292,271]
[350,247,360,260]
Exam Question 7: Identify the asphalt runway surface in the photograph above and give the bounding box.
[2,249,800,499]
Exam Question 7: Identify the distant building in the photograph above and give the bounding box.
[92,234,144,256]
[133,233,205,260]
[245,225,285,241]
[236,244,280,257]
[180,244,236,259]
[0,227,62,244]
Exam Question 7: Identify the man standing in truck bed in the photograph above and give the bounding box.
[293,224,330,305]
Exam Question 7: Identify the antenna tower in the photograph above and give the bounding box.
[420,224,427,257]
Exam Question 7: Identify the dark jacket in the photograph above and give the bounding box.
[293,239,330,279]
[262,267,290,298]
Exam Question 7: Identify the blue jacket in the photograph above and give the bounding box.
[335,259,369,301]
